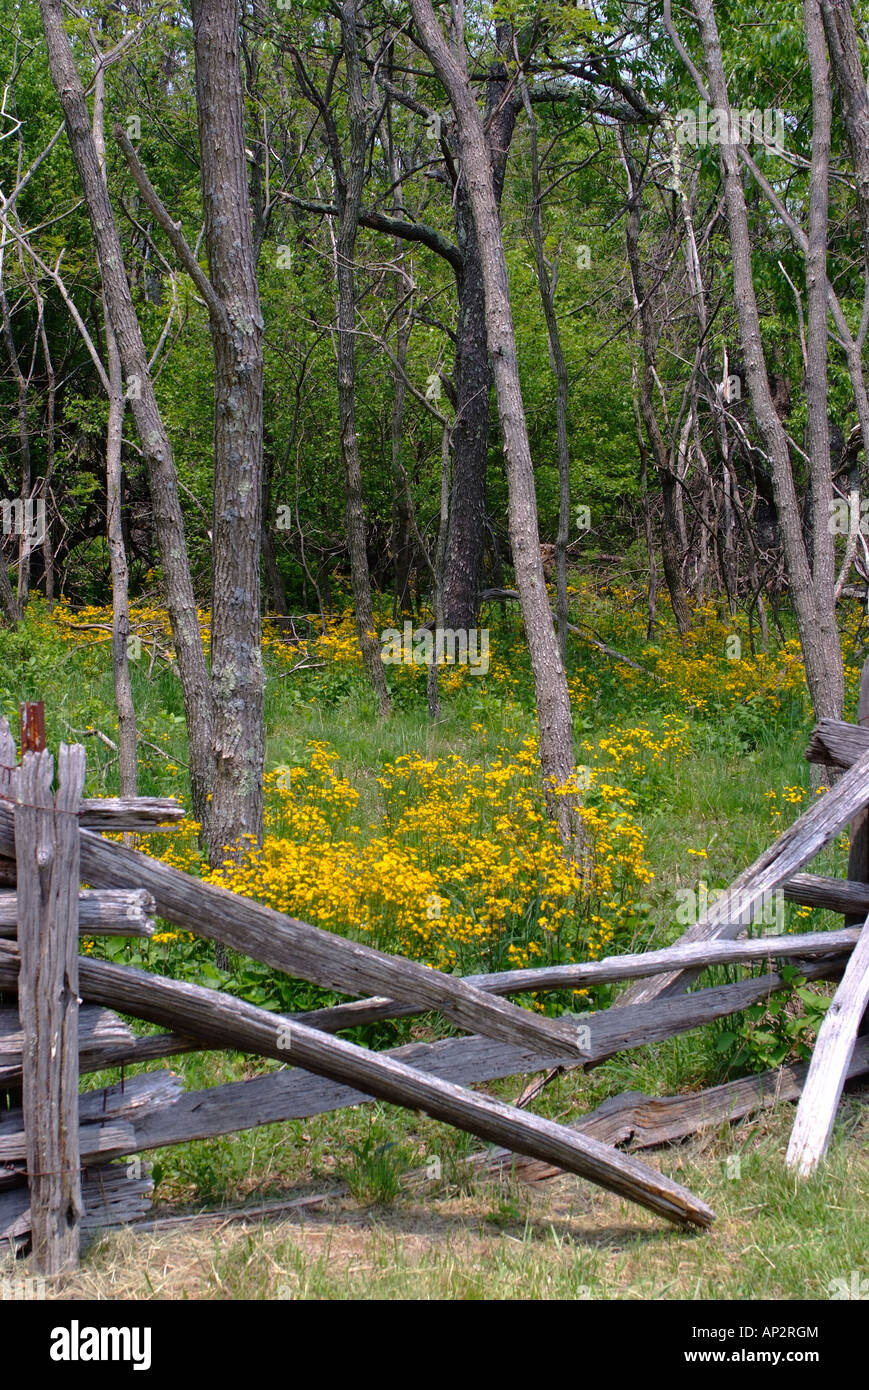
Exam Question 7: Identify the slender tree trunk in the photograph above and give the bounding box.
[427,423,451,720]
[692,0,843,720]
[105,323,138,798]
[262,525,288,616]
[192,0,266,857]
[443,192,491,632]
[37,302,55,607]
[621,134,692,636]
[803,0,840,733]
[819,0,869,279]
[520,79,571,664]
[632,367,658,638]
[389,304,414,618]
[335,0,391,717]
[409,0,578,848]
[442,36,519,632]
[93,63,137,799]
[38,0,214,820]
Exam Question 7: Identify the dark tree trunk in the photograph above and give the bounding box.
[443,191,491,632]
[389,305,414,618]
[442,37,519,633]
[334,1,391,717]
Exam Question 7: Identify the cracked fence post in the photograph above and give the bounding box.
[16,742,86,1273]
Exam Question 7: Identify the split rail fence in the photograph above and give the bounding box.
[1,699,868,1274]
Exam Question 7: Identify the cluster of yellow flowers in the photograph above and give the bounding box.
[42,582,863,1001]
[765,785,808,825]
[178,738,655,981]
[44,583,864,728]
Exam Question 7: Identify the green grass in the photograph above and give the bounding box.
[8,1099,865,1300]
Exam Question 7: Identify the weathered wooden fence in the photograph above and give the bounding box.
[1,699,867,1274]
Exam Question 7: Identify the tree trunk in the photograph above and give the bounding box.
[335,0,391,718]
[38,0,214,821]
[92,62,138,800]
[442,39,519,632]
[803,0,841,734]
[427,422,452,721]
[389,303,415,618]
[409,0,578,848]
[520,79,571,664]
[621,133,692,637]
[192,0,266,858]
[105,326,138,800]
[632,368,658,638]
[37,300,56,607]
[819,0,869,280]
[443,192,491,632]
[693,0,843,721]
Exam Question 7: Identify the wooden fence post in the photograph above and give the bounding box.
[845,657,869,927]
[16,742,86,1273]
[19,702,46,755]
[846,656,869,1042]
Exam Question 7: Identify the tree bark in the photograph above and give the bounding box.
[93,61,138,801]
[409,0,578,847]
[443,190,491,632]
[621,133,692,637]
[38,0,214,820]
[192,0,266,855]
[692,0,843,721]
[442,40,519,632]
[520,79,571,663]
[803,0,840,736]
[819,0,869,279]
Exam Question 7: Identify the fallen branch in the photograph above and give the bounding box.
[478,588,658,676]
[481,1035,869,1182]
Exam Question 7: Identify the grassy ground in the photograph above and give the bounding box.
[1,578,867,1299]
[9,1101,866,1300]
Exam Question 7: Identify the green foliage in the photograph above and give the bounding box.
[339,1124,412,1207]
[714,967,832,1074]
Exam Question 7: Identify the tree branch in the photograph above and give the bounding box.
[113,124,230,336]
[278,190,463,277]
